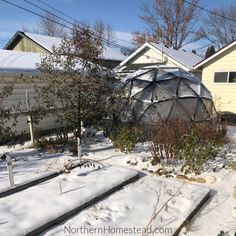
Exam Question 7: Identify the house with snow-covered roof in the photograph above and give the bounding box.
[193,40,236,115]
[4,31,126,69]
[115,42,202,75]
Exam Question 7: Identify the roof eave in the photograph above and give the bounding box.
[3,31,24,49]
[4,31,51,53]
[115,42,151,71]
[193,40,236,69]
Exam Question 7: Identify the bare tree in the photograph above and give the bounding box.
[22,13,67,37]
[133,0,201,49]
[94,19,114,46]
[71,19,114,46]
[199,5,236,49]
[36,12,67,37]
[132,31,156,46]
[21,24,40,34]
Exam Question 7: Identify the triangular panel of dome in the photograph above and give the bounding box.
[194,100,210,121]
[158,78,179,96]
[155,71,176,82]
[139,104,162,123]
[123,80,133,97]
[167,101,191,121]
[136,70,155,82]
[132,100,151,121]
[133,85,154,102]
[178,80,197,97]
[202,98,213,117]
[151,84,173,102]
[170,69,200,83]
[155,100,174,120]
[186,81,201,96]
[130,79,151,96]
[178,98,198,121]
[200,85,212,99]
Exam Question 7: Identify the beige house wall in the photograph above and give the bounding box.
[201,44,236,113]
[130,48,179,67]
[11,37,47,53]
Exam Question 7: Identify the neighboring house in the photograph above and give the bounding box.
[4,31,126,69]
[115,42,202,76]
[193,40,236,114]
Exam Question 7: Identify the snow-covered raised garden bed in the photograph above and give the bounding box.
[42,176,210,236]
[0,165,139,236]
[0,149,74,191]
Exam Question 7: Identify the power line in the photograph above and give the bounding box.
[23,0,114,46]
[0,0,131,50]
[37,0,79,24]
[36,0,134,46]
[0,0,72,31]
[23,0,74,28]
[25,0,134,48]
[183,0,236,23]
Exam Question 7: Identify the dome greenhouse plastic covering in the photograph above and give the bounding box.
[118,66,217,124]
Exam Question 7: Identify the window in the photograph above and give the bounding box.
[214,72,228,83]
[229,72,236,83]
[214,71,236,83]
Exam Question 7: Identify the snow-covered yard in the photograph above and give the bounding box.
[43,176,209,236]
[0,165,138,236]
[0,126,236,235]
[0,148,74,191]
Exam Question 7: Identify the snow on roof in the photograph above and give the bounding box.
[0,49,111,77]
[25,32,62,52]
[193,40,236,69]
[24,32,126,61]
[150,43,202,69]
[116,42,202,73]
[0,49,42,72]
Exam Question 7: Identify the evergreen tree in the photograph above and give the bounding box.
[205,45,216,59]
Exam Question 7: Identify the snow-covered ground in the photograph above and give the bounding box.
[46,127,236,236]
[0,148,74,190]
[0,126,236,235]
[0,165,138,236]
[43,176,209,236]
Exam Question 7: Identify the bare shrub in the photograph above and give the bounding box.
[147,117,227,173]
[147,119,190,164]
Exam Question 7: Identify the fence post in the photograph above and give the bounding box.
[77,136,81,160]
[6,155,14,187]
[26,90,35,147]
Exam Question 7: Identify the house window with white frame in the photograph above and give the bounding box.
[214,72,236,83]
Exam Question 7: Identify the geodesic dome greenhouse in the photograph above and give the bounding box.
[118,67,217,124]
